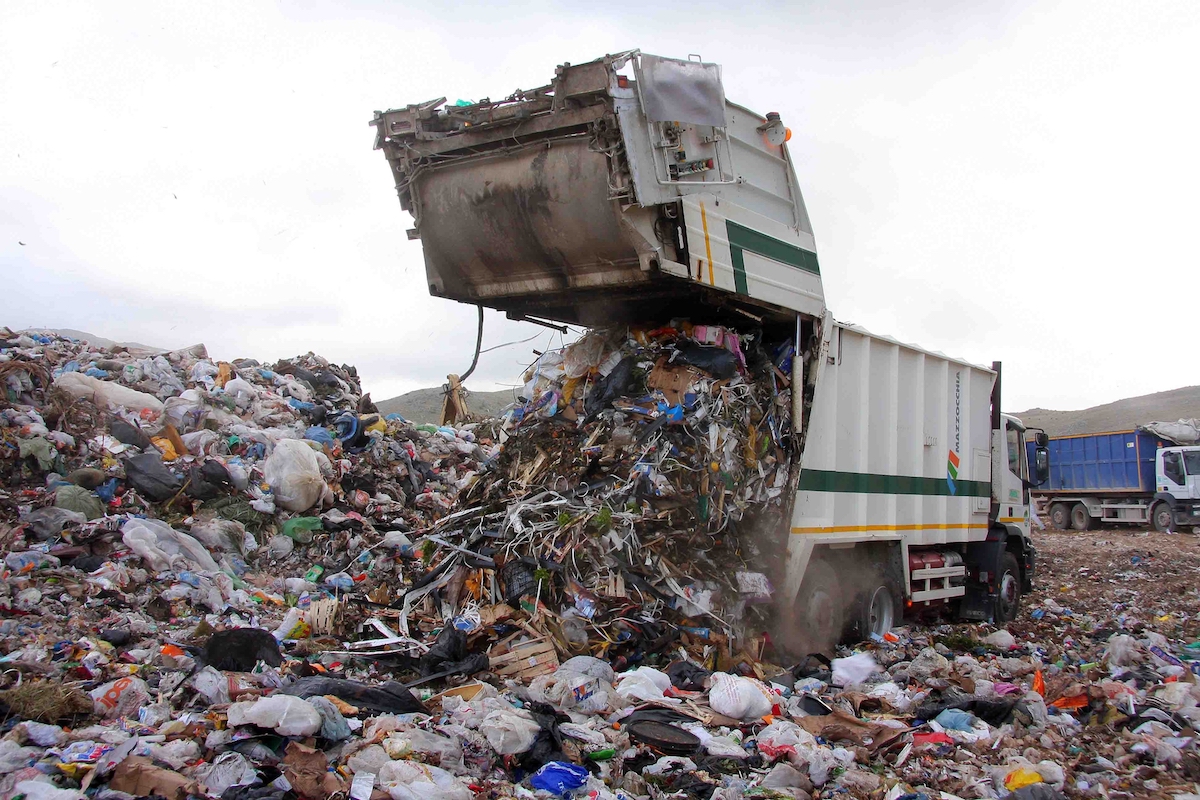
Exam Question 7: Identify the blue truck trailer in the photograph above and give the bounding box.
[1028,431,1200,531]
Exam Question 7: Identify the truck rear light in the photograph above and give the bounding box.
[617,75,629,88]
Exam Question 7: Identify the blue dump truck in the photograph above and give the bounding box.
[1028,431,1200,532]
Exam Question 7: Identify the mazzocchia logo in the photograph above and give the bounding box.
[947,371,961,494]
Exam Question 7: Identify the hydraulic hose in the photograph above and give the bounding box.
[459,306,484,382]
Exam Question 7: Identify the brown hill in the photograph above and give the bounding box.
[375,386,519,424]
[1015,386,1200,437]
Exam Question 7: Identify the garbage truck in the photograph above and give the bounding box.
[371,49,1049,643]
[1027,430,1200,532]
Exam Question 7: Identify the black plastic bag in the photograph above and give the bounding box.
[123,452,183,501]
[280,676,426,715]
[196,628,283,671]
[584,356,639,420]
[110,419,152,449]
[672,341,737,379]
[665,660,711,692]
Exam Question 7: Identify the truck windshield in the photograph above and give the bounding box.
[1185,451,1200,475]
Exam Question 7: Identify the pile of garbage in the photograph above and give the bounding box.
[3,325,1200,799]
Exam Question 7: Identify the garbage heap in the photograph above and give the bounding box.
[5,324,1200,800]
[437,323,800,669]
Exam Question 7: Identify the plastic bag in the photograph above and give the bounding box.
[1105,633,1141,666]
[530,762,589,795]
[831,652,879,687]
[264,439,326,512]
[54,372,164,415]
[196,751,258,796]
[123,452,183,501]
[54,485,105,519]
[481,707,542,755]
[376,760,473,800]
[122,518,219,573]
[90,676,150,719]
[756,720,814,760]
[228,695,321,736]
[615,667,677,703]
[708,672,774,720]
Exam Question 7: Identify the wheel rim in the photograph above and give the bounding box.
[866,586,894,636]
[999,570,1018,616]
[1156,508,1172,530]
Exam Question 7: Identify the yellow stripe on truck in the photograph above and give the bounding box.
[700,201,715,286]
[997,517,1024,524]
[791,523,990,535]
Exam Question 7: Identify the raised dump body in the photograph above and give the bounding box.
[371,50,823,329]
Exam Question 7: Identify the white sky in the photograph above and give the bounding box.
[2,0,1197,412]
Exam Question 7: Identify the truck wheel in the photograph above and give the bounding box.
[1049,503,1070,530]
[994,551,1022,622]
[793,566,844,653]
[852,582,897,641]
[1152,502,1173,532]
[1070,503,1093,531]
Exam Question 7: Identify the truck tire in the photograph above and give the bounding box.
[850,582,897,641]
[1152,502,1173,532]
[793,566,844,653]
[1070,503,1093,531]
[1049,503,1070,530]
[994,551,1022,622]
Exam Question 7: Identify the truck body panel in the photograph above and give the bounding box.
[782,319,1012,609]
[372,51,821,327]
[1028,431,1168,495]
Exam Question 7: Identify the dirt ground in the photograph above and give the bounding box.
[1024,526,1200,646]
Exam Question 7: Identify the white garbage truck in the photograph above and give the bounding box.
[371,49,1048,644]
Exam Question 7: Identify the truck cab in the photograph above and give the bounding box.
[1155,446,1200,530]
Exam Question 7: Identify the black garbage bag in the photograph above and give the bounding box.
[185,460,234,500]
[195,628,283,672]
[279,676,426,715]
[914,689,1018,726]
[417,626,490,677]
[110,418,152,449]
[665,660,711,692]
[221,781,287,800]
[123,452,183,501]
[584,356,639,420]
[518,701,570,772]
[1010,786,1066,800]
[672,341,737,379]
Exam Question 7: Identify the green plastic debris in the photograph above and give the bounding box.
[55,484,105,519]
[282,516,323,543]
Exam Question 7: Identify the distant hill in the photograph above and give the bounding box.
[1015,386,1200,437]
[376,386,519,424]
[22,328,163,353]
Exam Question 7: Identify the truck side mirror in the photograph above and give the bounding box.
[1034,431,1049,447]
[1034,446,1049,486]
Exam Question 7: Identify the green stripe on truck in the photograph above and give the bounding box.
[725,221,821,287]
[798,469,990,498]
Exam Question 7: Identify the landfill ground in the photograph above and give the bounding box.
[5,327,1200,800]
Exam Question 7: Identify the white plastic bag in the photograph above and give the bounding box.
[90,676,150,719]
[264,439,326,512]
[228,695,321,736]
[831,652,879,687]
[708,672,774,720]
[122,518,219,573]
[756,720,815,760]
[54,372,164,415]
[481,708,541,755]
[377,760,473,800]
[615,667,677,704]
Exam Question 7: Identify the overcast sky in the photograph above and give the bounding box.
[2,1,1197,412]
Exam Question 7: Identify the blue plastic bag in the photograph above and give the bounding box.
[934,708,976,731]
[529,761,589,795]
